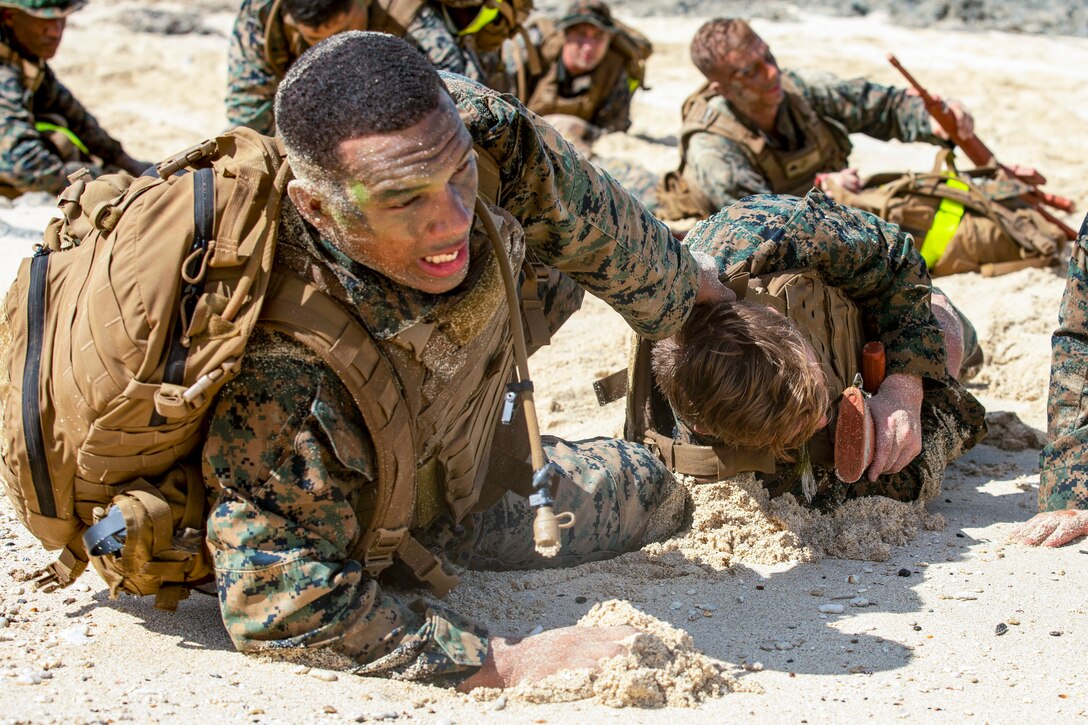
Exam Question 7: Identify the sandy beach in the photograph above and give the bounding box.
[1,2,1086,721]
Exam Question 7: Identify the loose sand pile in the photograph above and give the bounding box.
[471,600,756,707]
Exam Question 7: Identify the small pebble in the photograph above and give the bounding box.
[528,624,544,636]
[775,641,794,651]
[291,665,311,675]
[808,589,824,597]
[819,604,845,614]
[700,604,718,612]
[913,625,922,631]
[863,566,874,573]
[323,706,338,714]
[1050,631,1063,637]
[309,669,339,682]
[952,592,978,601]
[0,617,8,628]
[897,569,911,577]
[846,575,859,584]
[742,661,764,672]
[59,624,92,645]
[670,601,683,610]
[574,596,587,604]
[995,623,1008,636]
[493,694,508,711]
[850,597,870,608]
[686,589,696,596]
[1008,618,1021,626]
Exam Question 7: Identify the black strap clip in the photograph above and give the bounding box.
[501,380,534,425]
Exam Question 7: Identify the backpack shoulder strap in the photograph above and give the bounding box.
[258,273,458,596]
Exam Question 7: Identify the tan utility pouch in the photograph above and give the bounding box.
[85,464,213,612]
[655,170,716,222]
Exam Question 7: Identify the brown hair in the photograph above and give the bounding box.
[689,18,756,77]
[651,301,829,460]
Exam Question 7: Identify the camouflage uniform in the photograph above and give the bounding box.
[1039,221,1088,511]
[685,70,941,211]
[680,191,986,504]
[0,25,129,195]
[203,74,697,682]
[226,0,488,135]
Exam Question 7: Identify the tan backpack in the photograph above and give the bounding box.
[594,264,863,482]
[823,151,1065,277]
[1,126,547,610]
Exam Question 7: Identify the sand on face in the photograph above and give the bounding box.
[0,3,1086,721]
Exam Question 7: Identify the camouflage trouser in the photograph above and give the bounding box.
[462,436,683,570]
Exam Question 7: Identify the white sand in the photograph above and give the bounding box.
[1,2,1086,721]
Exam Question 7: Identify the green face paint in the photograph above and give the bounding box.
[349,180,371,209]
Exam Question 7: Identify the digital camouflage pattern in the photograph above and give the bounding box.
[681,191,986,502]
[203,74,697,681]
[0,28,126,194]
[1040,226,1088,512]
[685,70,941,211]
[226,0,488,135]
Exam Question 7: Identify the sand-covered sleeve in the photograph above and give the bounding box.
[796,70,940,145]
[1039,230,1088,512]
[684,190,948,381]
[225,0,279,135]
[446,73,699,340]
[203,336,487,681]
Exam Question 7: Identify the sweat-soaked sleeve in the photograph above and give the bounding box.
[1039,230,1088,512]
[203,333,488,681]
[684,190,947,382]
[445,72,699,340]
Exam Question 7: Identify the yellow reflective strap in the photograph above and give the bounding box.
[35,121,90,156]
[627,77,640,93]
[458,0,501,36]
[919,176,970,268]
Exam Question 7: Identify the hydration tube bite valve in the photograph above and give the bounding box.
[529,461,575,557]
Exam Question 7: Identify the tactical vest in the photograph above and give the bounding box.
[526,20,650,122]
[601,263,864,482]
[528,33,631,121]
[823,151,1065,277]
[656,77,849,221]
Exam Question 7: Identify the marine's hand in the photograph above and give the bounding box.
[931,97,975,141]
[865,373,923,481]
[457,625,637,691]
[693,252,737,305]
[814,168,862,193]
[1008,510,1088,547]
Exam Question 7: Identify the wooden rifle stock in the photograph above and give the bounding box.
[887,54,1077,239]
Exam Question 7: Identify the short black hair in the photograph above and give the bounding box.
[275,31,446,183]
[283,0,354,29]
